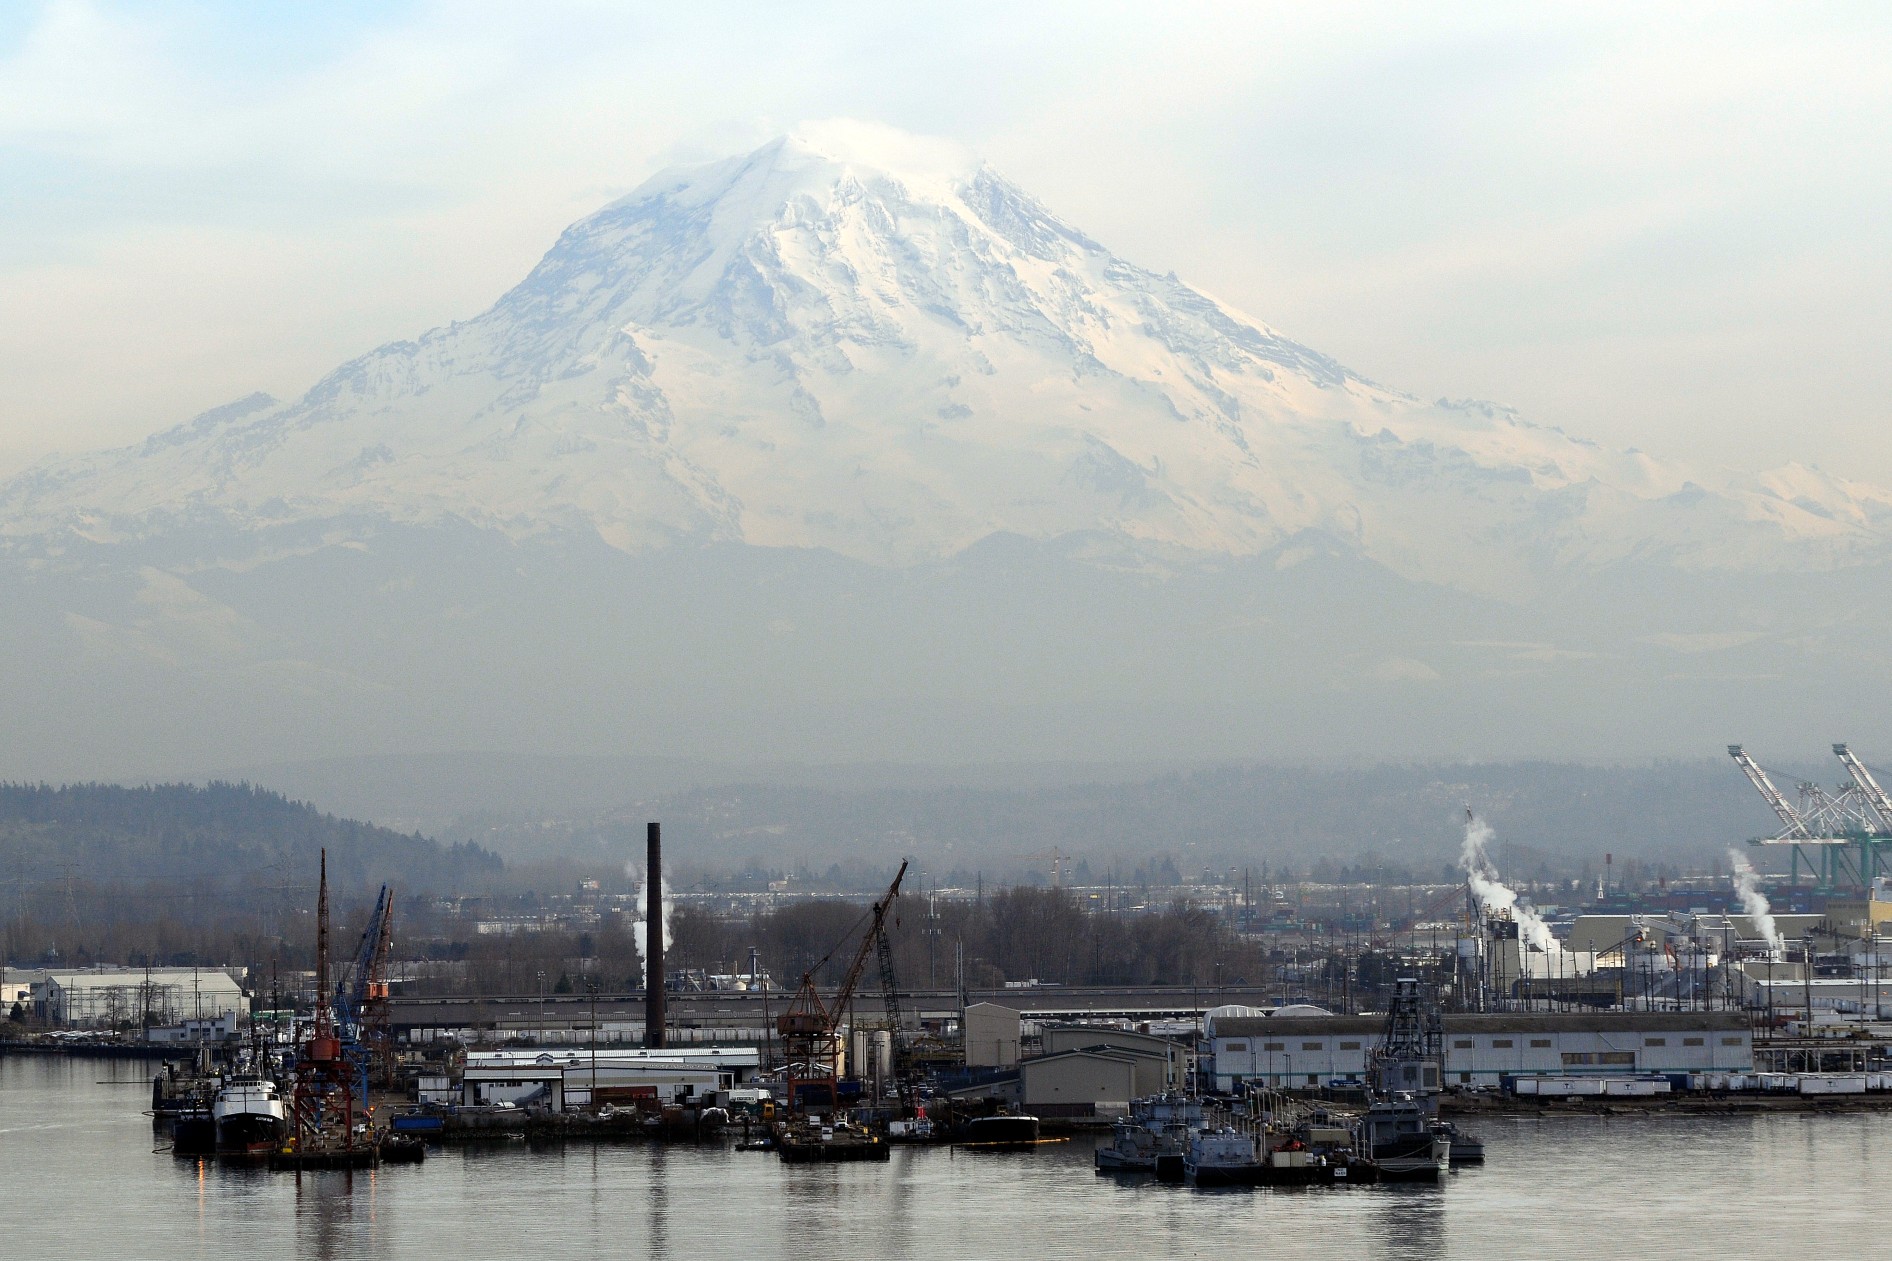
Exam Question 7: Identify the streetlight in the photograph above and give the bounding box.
[536,970,546,1042]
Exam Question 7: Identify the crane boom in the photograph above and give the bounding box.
[831,861,907,1019]
[1834,744,1892,832]
[875,926,904,1032]
[774,861,908,1111]
[1729,745,1813,839]
[337,884,394,1038]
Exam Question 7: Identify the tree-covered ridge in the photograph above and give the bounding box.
[0,780,500,897]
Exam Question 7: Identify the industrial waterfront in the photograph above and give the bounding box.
[4,1054,1888,1259]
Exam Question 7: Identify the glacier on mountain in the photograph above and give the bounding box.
[2,120,1887,595]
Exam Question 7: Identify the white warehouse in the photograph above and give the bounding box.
[1208,1012,1753,1091]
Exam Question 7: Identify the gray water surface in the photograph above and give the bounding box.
[2,1056,1882,1259]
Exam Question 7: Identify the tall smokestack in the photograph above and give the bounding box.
[646,821,665,1049]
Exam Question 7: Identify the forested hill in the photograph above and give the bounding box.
[0,781,501,897]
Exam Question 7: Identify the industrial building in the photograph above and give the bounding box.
[144,1013,239,1044]
[1206,1012,1754,1091]
[1017,1049,1140,1117]
[29,967,246,1028]
[949,1021,1190,1118]
[456,1047,761,1111]
[963,1002,1022,1067]
[1040,1025,1185,1096]
[1735,972,1892,1018]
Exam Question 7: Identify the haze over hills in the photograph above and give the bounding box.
[2,121,1889,780]
[210,752,1803,883]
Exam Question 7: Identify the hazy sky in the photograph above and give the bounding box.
[3,1,1888,483]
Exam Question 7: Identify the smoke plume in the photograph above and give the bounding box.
[1461,813,1560,954]
[1728,849,1784,955]
[627,863,675,963]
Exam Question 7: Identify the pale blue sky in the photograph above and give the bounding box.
[3,1,1888,482]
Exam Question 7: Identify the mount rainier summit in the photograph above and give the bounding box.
[6,122,1887,585]
[3,123,1889,773]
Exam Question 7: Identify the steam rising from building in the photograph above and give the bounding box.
[1461,813,1560,954]
[1728,848,1784,956]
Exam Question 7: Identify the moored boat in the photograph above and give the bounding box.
[170,1107,217,1156]
[774,1116,890,1163]
[1094,1117,1160,1172]
[961,1113,1041,1149]
[1432,1118,1484,1164]
[1183,1128,1262,1186]
[1360,1096,1448,1181]
[212,1075,287,1155]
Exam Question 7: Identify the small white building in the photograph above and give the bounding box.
[2,968,44,1011]
[460,1048,744,1111]
[145,1012,239,1043]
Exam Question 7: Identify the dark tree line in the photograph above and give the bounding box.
[398,885,1278,1000]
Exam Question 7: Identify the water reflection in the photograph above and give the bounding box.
[7,1060,1892,1261]
[295,1168,364,1261]
[647,1145,670,1260]
[1373,1185,1447,1261]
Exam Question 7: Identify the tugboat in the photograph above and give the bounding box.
[1362,978,1451,1181]
[1094,1116,1160,1172]
[1359,1095,1449,1181]
[1184,1128,1263,1186]
[212,1074,287,1155]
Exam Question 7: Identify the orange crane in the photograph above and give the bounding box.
[776,861,906,1113]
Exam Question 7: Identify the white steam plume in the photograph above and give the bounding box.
[1728,849,1784,956]
[627,863,675,966]
[1461,813,1560,954]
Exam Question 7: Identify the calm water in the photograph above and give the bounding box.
[3,1055,1886,1259]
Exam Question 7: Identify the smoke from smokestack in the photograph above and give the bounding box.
[628,867,674,961]
[1461,813,1560,954]
[1728,849,1784,956]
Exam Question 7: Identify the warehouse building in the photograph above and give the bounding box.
[949,1024,1190,1118]
[1040,1025,1185,1095]
[1019,1049,1139,1118]
[1208,1012,1753,1090]
[31,967,247,1028]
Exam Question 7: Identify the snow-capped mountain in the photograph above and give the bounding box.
[5,120,1886,591]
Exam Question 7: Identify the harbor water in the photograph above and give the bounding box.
[4,1055,1886,1258]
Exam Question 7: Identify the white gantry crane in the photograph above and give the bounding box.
[1728,745,1813,840]
[1728,743,1892,890]
[1834,744,1892,833]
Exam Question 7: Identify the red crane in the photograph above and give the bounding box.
[776,861,907,1113]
